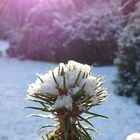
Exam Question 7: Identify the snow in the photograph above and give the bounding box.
[0,43,140,140]
[126,133,140,140]
[0,41,9,57]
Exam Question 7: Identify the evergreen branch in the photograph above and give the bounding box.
[74,70,81,87]
[85,111,109,119]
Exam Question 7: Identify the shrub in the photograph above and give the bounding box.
[115,2,140,104]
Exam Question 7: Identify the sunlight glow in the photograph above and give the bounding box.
[44,0,74,7]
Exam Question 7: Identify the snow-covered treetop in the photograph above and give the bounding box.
[57,1,123,47]
[27,60,108,111]
[118,1,140,48]
[27,60,108,139]
[63,3,122,45]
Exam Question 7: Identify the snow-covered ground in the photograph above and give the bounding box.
[0,42,140,140]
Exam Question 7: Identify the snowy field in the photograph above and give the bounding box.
[0,42,140,140]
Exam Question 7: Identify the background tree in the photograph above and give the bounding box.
[6,0,123,65]
[115,1,140,104]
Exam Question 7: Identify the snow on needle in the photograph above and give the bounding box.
[26,60,108,140]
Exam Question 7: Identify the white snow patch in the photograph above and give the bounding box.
[0,40,10,57]
[126,132,140,140]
